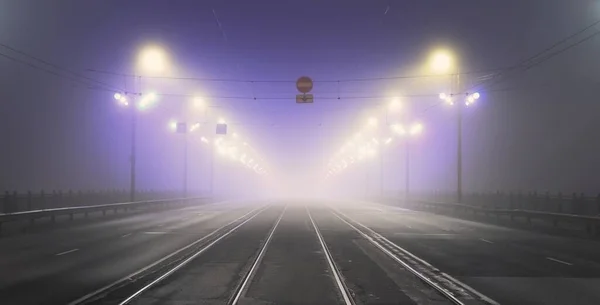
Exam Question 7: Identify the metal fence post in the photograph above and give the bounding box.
[557,192,563,213]
[27,191,32,212]
[40,190,45,210]
[12,191,18,213]
[579,193,586,215]
[2,191,9,214]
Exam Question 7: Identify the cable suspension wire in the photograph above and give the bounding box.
[86,66,510,84]
[469,17,600,92]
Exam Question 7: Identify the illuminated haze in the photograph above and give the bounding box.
[1,0,600,199]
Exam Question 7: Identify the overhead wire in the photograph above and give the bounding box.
[469,17,600,92]
[86,66,510,84]
[0,42,123,92]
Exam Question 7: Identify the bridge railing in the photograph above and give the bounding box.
[416,191,600,216]
[0,196,208,233]
[1,190,182,214]
[374,191,600,236]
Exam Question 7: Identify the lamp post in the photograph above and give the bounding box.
[392,122,423,202]
[169,96,207,199]
[113,45,170,202]
[114,90,156,202]
[439,92,479,203]
[429,49,474,203]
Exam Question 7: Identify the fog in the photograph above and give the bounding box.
[2,0,600,200]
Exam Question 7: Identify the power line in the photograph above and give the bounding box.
[523,30,600,71]
[470,18,600,92]
[0,51,111,92]
[0,43,123,92]
[86,66,509,84]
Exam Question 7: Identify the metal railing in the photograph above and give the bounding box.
[0,196,208,233]
[420,191,600,216]
[410,200,600,236]
[1,190,182,214]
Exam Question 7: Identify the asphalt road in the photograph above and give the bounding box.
[0,200,259,305]
[5,199,600,305]
[341,201,600,305]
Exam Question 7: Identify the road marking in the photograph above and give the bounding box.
[55,248,79,256]
[67,205,267,305]
[546,257,573,266]
[307,207,353,305]
[116,207,268,305]
[332,208,500,305]
[393,233,456,236]
[479,238,494,244]
[231,206,287,304]
[143,231,167,235]
[121,233,132,238]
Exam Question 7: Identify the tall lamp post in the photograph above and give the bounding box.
[113,45,170,202]
[392,122,423,202]
[429,49,481,203]
[114,91,157,202]
[169,97,207,198]
[439,92,480,203]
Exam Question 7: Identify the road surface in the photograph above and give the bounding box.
[2,199,600,304]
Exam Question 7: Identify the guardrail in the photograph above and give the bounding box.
[410,200,600,236]
[1,190,182,214]
[0,197,207,233]
[418,191,600,216]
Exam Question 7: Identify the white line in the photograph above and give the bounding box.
[121,233,132,238]
[143,232,167,235]
[55,248,79,256]
[479,238,494,244]
[231,206,287,305]
[332,208,500,305]
[307,207,353,305]
[67,205,267,305]
[117,207,268,305]
[393,233,456,236]
[546,257,573,266]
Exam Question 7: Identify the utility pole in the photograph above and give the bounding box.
[455,72,463,204]
[405,139,410,202]
[183,132,188,198]
[129,101,137,202]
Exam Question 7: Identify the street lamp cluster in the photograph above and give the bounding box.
[439,92,480,106]
[325,98,424,185]
[112,45,270,200]
[327,48,484,202]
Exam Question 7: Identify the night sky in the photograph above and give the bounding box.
[1,0,600,196]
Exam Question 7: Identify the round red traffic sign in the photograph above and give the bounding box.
[296,76,313,93]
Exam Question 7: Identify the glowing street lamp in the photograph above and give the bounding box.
[113,90,158,202]
[409,122,424,135]
[137,45,170,74]
[429,49,454,74]
[402,121,424,202]
[389,97,402,112]
[439,90,481,203]
[367,117,378,127]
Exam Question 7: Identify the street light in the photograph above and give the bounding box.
[113,91,156,202]
[367,117,378,127]
[137,45,170,74]
[429,49,454,74]
[439,91,480,203]
[389,97,402,112]
[398,122,424,202]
